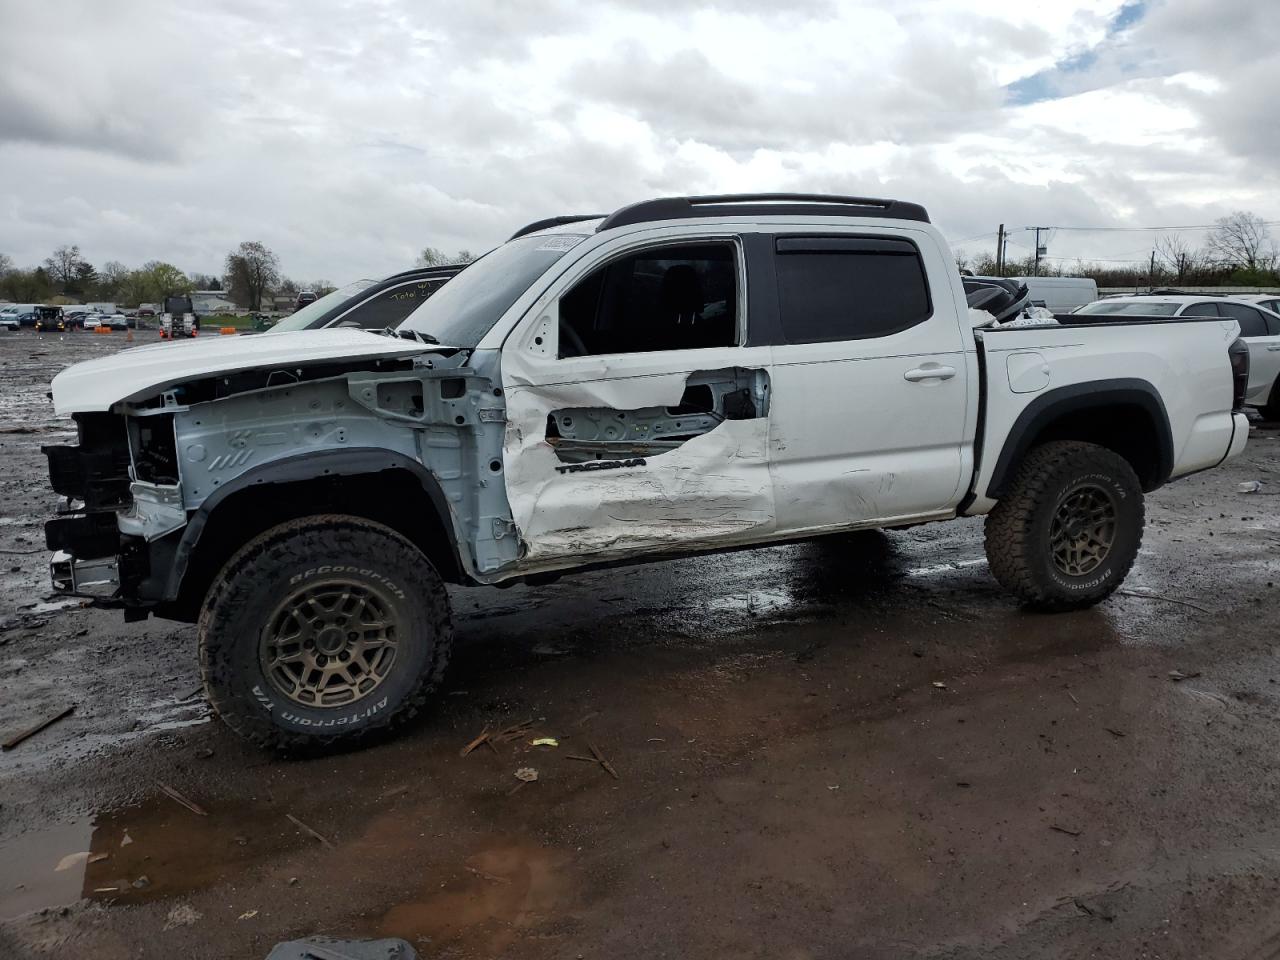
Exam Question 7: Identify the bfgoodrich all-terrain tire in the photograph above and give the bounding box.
[984,441,1144,611]
[198,515,452,751]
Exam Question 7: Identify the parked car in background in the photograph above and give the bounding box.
[294,290,318,311]
[1235,294,1280,315]
[0,313,18,331]
[1,304,38,325]
[1011,276,1099,313]
[1072,294,1280,418]
[64,309,89,328]
[101,313,129,331]
[268,264,466,333]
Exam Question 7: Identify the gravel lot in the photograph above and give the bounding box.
[2,327,1279,959]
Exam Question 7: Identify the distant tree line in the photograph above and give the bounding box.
[419,247,474,267]
[0,241,335,310]
[959,212,1280,287]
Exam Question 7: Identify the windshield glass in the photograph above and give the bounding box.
[397,234,586,346]
[1074,300,1180,316]
[269,280,376,332]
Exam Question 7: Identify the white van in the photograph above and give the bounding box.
[1012,277,1098,314]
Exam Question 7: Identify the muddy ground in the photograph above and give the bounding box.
[1,328,1279,959]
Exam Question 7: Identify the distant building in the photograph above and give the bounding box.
[191,291,238,316]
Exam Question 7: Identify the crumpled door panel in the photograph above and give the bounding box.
[502,365,774,566]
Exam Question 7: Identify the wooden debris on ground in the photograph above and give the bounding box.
[286,813,333,848]
[2,704,75,750]
[156,781,208,817]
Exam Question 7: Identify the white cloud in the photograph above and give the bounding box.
[0,0,1276,283]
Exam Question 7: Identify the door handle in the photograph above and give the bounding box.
[903,364,957,382]
[1267,345,1280,352]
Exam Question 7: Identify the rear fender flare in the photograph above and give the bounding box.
[986,379,1173,499]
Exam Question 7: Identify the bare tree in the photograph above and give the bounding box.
[1206,211,1277,273]
[0,252,12,279]
[43,244,91,293]
[97,260,131,298]
[1154,233,1199,283]
[418,246,448,267]
[419,246,474,267]
[224,241,281,311]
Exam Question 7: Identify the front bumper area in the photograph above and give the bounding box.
[50,550,121,598]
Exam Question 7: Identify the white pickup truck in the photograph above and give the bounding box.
[42,194,1250,750]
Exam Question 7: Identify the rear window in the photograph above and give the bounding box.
[1218,302,1269,337]
[773,236,932,343]
[1073,301,1180,317]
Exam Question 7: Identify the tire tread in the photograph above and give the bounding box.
[197,514,452,752]
[984,441,1144,610]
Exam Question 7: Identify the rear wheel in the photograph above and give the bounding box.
[198,515,452,751]
[984,441,1144,610]
[1261,380,1280,422]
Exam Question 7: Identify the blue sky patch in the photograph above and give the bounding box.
[1005,0,1148,106]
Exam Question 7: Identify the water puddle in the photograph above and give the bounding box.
[701,586,796,616]
[0,819,93,921]
[0,793,315,920]
[905,557,988,578]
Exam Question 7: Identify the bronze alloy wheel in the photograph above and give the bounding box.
[260,579,400,708]
[1049,483,1118,577]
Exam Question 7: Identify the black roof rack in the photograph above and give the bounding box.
[596,193,929,232]
[509,214,606,242]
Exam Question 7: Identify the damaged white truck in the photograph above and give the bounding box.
[43,194,1251,750]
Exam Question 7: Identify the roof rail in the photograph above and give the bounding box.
[509,214,606,242]
[597,193,929,232]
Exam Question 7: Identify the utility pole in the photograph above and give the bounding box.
[995,224,1005,276]
[1032,227,1049,277]
[1148,250,1156,292]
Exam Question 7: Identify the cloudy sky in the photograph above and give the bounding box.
[1,0,1277,283]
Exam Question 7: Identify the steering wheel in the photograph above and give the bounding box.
[559,320,588,358]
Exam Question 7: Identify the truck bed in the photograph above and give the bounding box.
[966,316,1245,514]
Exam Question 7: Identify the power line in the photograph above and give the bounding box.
[1016,221,1280,233]
[949,231,999,245]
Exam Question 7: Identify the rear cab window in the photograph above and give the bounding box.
[770,235,932,343]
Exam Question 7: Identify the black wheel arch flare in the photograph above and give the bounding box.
[159,448,466,608]
[985,378,1175,500]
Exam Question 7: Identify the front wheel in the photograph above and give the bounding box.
[198,515,452,751]
[984,441,1144,610]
